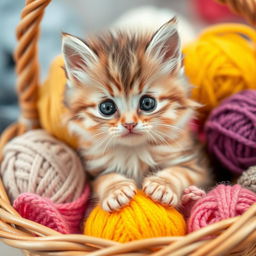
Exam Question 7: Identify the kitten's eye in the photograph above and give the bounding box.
[140,96,156,112]
[99,100,117,116]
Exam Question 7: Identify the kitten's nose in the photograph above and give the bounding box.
[122,122,137,132]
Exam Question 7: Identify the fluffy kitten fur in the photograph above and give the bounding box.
[62,18,210,212]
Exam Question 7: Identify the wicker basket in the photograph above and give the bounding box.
[0,0,256,255]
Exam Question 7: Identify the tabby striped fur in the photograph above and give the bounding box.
[62,18,210,212]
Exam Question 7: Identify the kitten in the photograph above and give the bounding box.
[62,18,210,212]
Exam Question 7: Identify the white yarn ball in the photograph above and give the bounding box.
[0,130,86,203]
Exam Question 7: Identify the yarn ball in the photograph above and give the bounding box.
[84,191,186,242]
[193,0,238,23]
[205,90,256,174]
[238,166,256,193]
[183,24,256,122]
[0,129,86,203]
[14,185,90,234]
[38,56,78,148]
[188,184,256,233]
[190,119,206,143]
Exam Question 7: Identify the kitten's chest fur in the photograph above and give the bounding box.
[81,143,186,185]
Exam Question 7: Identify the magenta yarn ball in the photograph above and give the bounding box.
[188,184,256,233]
[205,90,256,174]
[193,0,237,23]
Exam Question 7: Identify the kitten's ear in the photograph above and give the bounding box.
[146,17,181,74]
[62,33,98,84]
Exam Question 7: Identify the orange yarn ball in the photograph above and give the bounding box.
[38,56,78,148]
[183,24,256,122]
[84,191,186,242]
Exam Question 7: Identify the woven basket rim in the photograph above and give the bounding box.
[0,0,256,255]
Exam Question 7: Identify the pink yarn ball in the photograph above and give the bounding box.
[0,129,91,233]
[205,90,256,174]
[188,184,256,233]
[193,0,237,23]
[190,119,206,143]
[14,185,90,234]
[14,194,70,234]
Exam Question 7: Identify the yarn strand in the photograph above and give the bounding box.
[188,185,256,232]
[183,23,256,122]
[205,90,256,174]
[84,191,186,242]
[0,130,86,203]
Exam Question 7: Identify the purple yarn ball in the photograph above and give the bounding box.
[205,90,256,174]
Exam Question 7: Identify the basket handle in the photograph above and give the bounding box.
[0,0,51,158]
[15,0,51,126]
[216,0,256,25]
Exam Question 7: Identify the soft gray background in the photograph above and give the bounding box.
[0,0,205,133]
[0,0,214,255]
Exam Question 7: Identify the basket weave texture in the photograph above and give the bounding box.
[0,0,256,255]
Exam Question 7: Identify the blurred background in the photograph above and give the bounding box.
[0,0,241,134]
[0,0,240,254]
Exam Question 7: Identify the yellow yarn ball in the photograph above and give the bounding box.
[38,56,78,148]
[183,24,256,122]
[84,191,186,242]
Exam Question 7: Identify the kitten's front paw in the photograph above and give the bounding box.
[181,186,206,218]
[143,176,178,206]
[181,186,206,205]
[101,182,136,212]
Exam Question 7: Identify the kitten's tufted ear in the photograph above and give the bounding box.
[146,17,181,74]
[62,33,98,85]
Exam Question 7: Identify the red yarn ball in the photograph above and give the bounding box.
[14,185,90,234]
[188,184,256,233]
[193,0,237,23]
[14,193,70,234]
[190,119,206,143]
[205,90,256,174]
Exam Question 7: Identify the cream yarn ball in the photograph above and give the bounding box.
[0,130,86,203]
[238,166,256,193]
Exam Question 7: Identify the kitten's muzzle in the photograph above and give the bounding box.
[122,122,137,133]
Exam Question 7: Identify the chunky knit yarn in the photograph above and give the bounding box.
[183,24,256,122]
[38,56,78,148]
[238,166,256,193]
[205,90,256,174]
[0,129,86,203]
[14,185,90,234]
[84,191,186,242]
[188,184,256,232]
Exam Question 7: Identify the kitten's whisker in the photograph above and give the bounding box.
[150,130,169,145]
[160,124,182,131]
[146,130,158,144]
[102,134,116,154]
[155,129,178,145]
[92,132,106,139]
[94,130,107,135]
[151,121,181,128]
[93,133,111,149]
[157,131,179,146]
[151,122,183,133]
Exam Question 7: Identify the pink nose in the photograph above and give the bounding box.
[123,122,137,132]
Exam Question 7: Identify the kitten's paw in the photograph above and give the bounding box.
[101,182,136,212]
[143,176,178,206]
[181,185,206,205]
